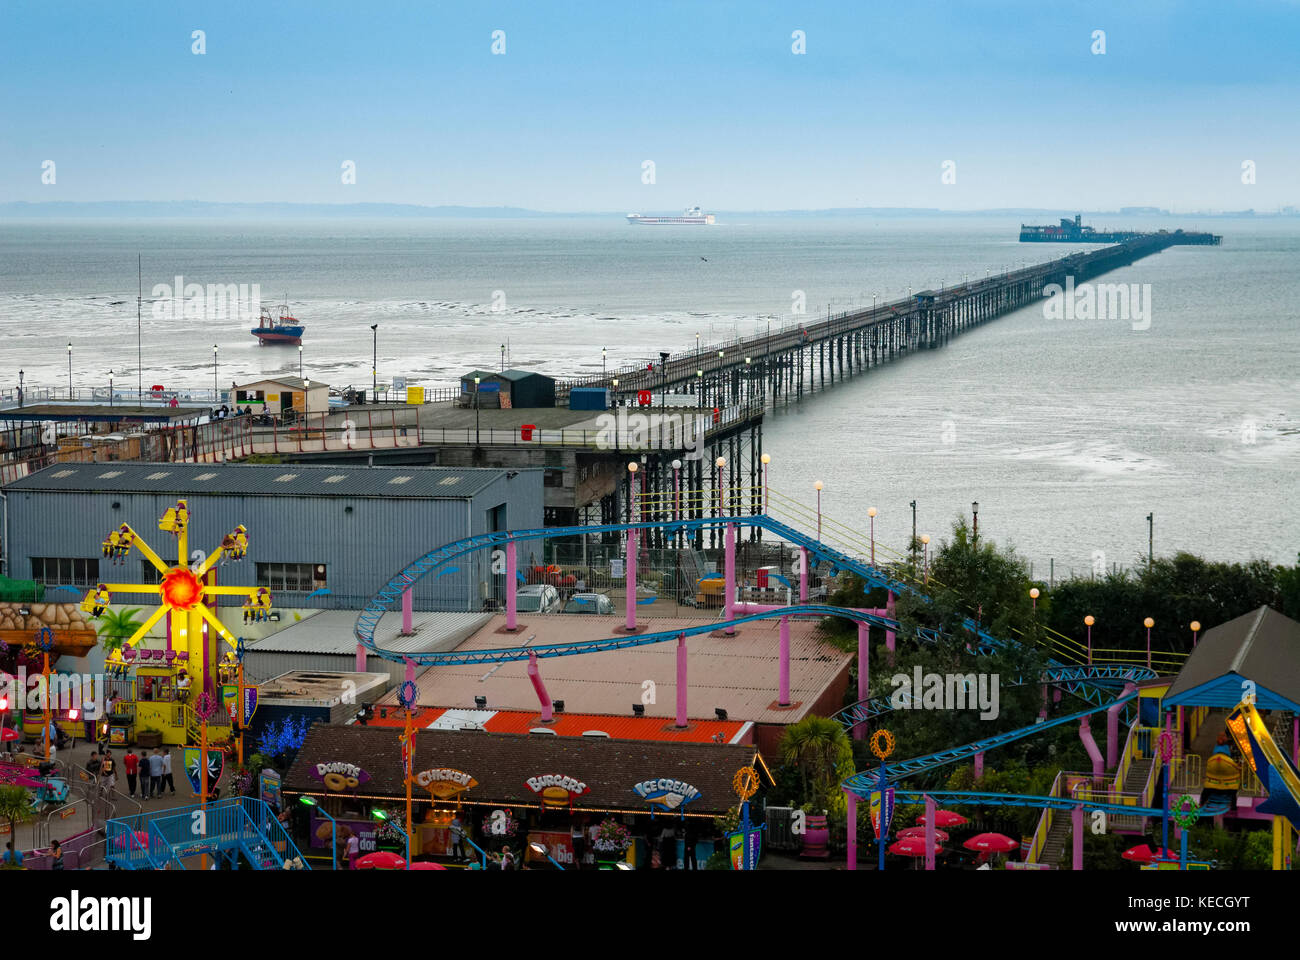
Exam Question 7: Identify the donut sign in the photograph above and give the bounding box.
[415,768,478,800]
[526,773,588,808]
[311,761,370,793]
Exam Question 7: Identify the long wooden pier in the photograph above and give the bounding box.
[559,232,1210,408]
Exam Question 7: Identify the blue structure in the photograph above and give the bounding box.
[106,796,309,870]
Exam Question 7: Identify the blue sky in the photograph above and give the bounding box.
[1,0,1296,210]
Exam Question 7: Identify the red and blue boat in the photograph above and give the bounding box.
[250,304,305,345]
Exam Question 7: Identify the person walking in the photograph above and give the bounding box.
[162,749,175,794]
[99,750,117,796]
[449,813,465,859]
[123,749,139,798]
[148,748,165,799]
[344,831,360,870]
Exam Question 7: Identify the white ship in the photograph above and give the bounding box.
[626,206,715,225]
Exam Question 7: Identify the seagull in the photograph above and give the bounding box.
[699,257,708,261]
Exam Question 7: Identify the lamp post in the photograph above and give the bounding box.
[716,457,727,517]
[109,370,113,409]
[814,481,823,540]
[213,345,219,400]
[473,377,481,446]
[1190,620,1201,647]
[695,332,700,359]
[602,347,606,378]
[971,501,979,545]
[671,459,682,524]
[760,452,771,514]
[500,343,506,372]
[18,369,23,408]
[744,356,751,404]
[298,343,303,379]
[300,796,338,870]
[67,342,72,397]
[1084,615,1095,664]
[910,499,917,565]
[372,808,410,868]
[1144,617,1155,669]
[867,507,877,566]
[370,323,379,401]
[1029,587,1039,610]
[1146,512,1154,569]
[528,840,567,870]
[920,534,930,585]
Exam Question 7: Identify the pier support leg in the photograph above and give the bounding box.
[676,633,688,727]
[505,539,517,631]
[800,548,809,603]
[779,616,791,706]
[974,751,985,780]
[846,791,857,871]
[855,622,869,740]
[1072,805,1084,871]
[724,522,736,635]
[885,591,896,665]
[355,643,367,672]
[527,651,553,723]
[1108,682,1136,770]
[401,586,414,636]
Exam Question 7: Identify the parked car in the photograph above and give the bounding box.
[563,592,615,615]
[516,584,562,614]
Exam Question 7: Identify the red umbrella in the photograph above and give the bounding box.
[0,727,20,742]
[407,861,447,870]
[889,837,945,857]
[897,826,949,842]
[1121,844,1177,863]
[355,851,407,870]
[962,832,1019,853]
[916,810,968,828]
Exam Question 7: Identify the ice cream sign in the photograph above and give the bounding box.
[633,778,702,817]
[526,774,588,808]
[415,768,478,799]
[310,761,370,793]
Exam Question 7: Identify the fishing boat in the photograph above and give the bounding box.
[250,303,305,345]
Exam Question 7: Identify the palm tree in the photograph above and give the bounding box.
[0,785,33,863]
[96,608,145,652]
[778,715,854,810]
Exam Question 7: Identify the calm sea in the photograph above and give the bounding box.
[0,216,1296,574]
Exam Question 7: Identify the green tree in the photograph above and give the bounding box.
[0,785,33,861]
[778,715,855,814]
[96,608,145,652]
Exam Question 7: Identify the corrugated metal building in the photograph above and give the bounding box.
[1,462,544,613]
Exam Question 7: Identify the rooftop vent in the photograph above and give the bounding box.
[323,475,348,483]
[529,727,558,735]
[273,473,298,482]
[99,470,125,479]
[143,471,169,480]
[192,472,217,481]
[51,469,77,478]
[581,730,611,738]
[388,476,413,485]
[438,476,461,486]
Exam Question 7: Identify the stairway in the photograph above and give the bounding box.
[1037,813,1074,865]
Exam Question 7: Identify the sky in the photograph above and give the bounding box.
[1,0,1297,211]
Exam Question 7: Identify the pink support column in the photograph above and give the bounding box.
[799,548,809,603]
[527,652,553,723]
[1072,805,1084,870]
[1040,684,1049,721]
[845,791,857,870]
[924,795,936,871]
[1108,682,1136,770]
[885,591,896,664]
[355,643,367,672]
[401,586,414,635]
[625,526,638,631]
[854,622,869,740]
[1079,716,1104,778]
[675,634,688,728]
[724,523,736,635]
[974,752,985,780]
[505,540,518,631]
[778,617,791,706]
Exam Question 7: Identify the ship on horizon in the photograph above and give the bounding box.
[250,302,305,345]
[626,206,715,225]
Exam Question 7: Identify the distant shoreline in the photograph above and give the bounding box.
[0,202,1292,220]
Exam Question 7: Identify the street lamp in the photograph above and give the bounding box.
[213,345,219,400]
[671,458,682,524]
[67,342,72,397]
[971,501,979,544]
[920,534,930,584]
[1029,587,1039,610]
[814,480,823,540]
[299,796,338,870]
[1144,617,1155,669]
[1190,620,1201,647]
[371,808,410,868]
[298,343,303,379]
[473,377,481,445]
[1084,615,1095,664]
[17,369,24,408]
[867,507,877,566]
[716,456,726,516]
[109,370,113,408]
[602,347,606,377]
[370,323,379,401]
[760,452,771,514]
[528,841,566,870]
[500,343,506,372]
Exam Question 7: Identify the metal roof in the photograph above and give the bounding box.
[1165,606,1300,709]
[366,704,752,744]
[233,376,323,391]
[4,462,532,499]
[247,610,491,656]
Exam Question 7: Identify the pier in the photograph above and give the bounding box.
[560,232,1214,408]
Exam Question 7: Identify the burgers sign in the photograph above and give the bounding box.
[526,773,588,808]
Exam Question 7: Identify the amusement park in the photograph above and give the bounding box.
[0,454,1296,890]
